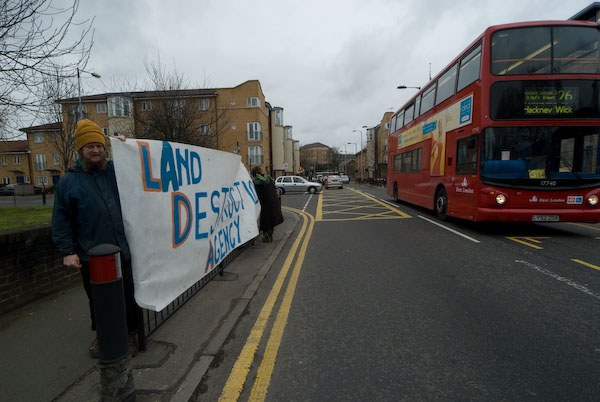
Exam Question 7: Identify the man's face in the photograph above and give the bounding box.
[81,143,105,164]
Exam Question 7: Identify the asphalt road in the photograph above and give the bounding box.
[195,183,600,401]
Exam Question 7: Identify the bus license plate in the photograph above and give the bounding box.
[532,215,559,222]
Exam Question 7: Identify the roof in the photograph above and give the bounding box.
[0,140,28,153]
[570,2,600,20]
[19,122,62,133]
[57,88,220,104]
[300,142,330,149]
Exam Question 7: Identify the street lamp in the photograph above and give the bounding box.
[353,126,367,180]
[347,142,357,182]
[77,67,101,121]
[397,85,421,90]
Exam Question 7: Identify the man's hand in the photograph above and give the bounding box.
[116,135,126,142]
[63,254,82,269]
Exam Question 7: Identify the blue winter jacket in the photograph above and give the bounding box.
[52,160,131,262]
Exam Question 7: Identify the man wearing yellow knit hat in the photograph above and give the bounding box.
[52,119,139,358]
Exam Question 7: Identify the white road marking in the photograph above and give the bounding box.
[418,215,481,243]
[302,194,313,211]
[515,259,600,301]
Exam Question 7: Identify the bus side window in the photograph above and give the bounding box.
[456,135,478,174]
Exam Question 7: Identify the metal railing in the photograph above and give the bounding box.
[137,236,257,350]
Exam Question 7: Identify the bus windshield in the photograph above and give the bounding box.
[481,126,600,186]
[491,26,600,75]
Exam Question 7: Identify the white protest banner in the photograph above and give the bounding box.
[110,138,261,311]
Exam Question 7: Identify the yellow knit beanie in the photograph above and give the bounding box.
[74,119,105,150]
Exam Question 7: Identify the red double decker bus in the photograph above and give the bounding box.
[387,19,600,222]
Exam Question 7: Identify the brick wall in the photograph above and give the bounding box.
[0,225,80,315]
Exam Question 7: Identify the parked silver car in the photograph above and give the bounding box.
[275,176,322,194]
[341,175,350,184]
[325,175,343,189]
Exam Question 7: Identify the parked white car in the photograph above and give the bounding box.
[275,176,322,194]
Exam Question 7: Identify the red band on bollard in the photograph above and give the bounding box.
[89,253,118,283]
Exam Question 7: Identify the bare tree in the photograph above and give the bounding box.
[134,57,230,148]
[37,63,79,171]
[0,0,94,140]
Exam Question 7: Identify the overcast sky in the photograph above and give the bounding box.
[65,0,593,153]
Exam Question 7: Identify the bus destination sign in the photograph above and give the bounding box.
[524,87,578,116]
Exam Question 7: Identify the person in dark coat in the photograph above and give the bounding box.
[52,119,138,358]
[251,166,283,242]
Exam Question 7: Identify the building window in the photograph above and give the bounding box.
[108,96,132,117]
[38,176,48,185]
[248,146,264,165]
[230,100,236,105]
[13,155,20,165]
[247,122,263,141]
[142,101,152,112]
[0,155,6,165]
[24,176,30,183]
[2,177,9,184]
[275,109,283,125]
[103,128,108,135]
[247,97,260,107]
[200,125,210,135]
[97,103,107,113]
[199,98,210,111]
[285,126,293,139]
[36,154,47,171]
[169,99,185,118]
[34,132,44,143]
[53,153,60,165]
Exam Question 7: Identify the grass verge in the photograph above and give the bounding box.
[0,206,53,230]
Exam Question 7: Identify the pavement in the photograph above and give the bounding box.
[0,209,298,402]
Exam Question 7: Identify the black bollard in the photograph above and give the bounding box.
[89,244,136,402]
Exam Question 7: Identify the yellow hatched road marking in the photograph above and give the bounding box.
[506,236,550,250]
[317,187,410,221]
[218,208,309,402]
[572,259,600,271]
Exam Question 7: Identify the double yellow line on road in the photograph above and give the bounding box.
[219,206,314,402]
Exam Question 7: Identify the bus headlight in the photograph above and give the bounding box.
[588,194,599,206]
[495,194,507,205]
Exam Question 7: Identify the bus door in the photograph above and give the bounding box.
[453,134,479,217]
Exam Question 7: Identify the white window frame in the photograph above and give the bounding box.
[13,155,20,165]
[275,109,283,125]
[142,101,152,112]
[248,146,264,165]
[53,153,60,165]
[247,97,260,107]
[34,132,44,143]
[38,176,48,185]
[200,125,210,135]
[0,155,7,165]
[24,176,30,183]
[247,122,263,141]
[169,99,185,118]
[97,103,107,113]
[35,154,47,171]
[199,98,210,111]
[108,96,132,117]
[1,177,9,184]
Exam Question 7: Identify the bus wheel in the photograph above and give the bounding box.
[434,187,448,220]
[393,182,399,202]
